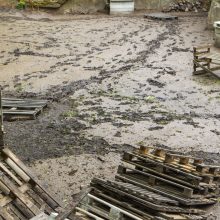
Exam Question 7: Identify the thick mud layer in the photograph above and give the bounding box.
[0,11,220,205]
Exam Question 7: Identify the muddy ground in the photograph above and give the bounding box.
[0,10,220,209]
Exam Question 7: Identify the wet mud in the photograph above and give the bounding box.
[0,11,220,203]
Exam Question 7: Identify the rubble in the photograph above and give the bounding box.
[28,0,66,8]
[163,0,209,12]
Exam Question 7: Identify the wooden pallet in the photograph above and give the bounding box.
[134,146,220,183]
[124,147,220,198]
[75,147,219,220]
[91,178,198,214]
[116,165,217,206]
[2,98,48,120]
[193,45,220,78]
[0,147,65,220]
[123,152,220,191]
[77,184,205,220]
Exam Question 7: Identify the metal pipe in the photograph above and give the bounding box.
[87,194,143,220]
[75,207,104,220]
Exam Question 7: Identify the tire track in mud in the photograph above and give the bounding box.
[4,18,220,164]
[18,21,180,100]
[3,21,178,161]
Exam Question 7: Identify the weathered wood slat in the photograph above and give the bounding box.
[3,110,38,115]
[0,206,14,220]
[0,162,22,186]
[8,203,27,220]
[0,175,41,216]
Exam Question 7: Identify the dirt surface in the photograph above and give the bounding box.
[1,10,220,209]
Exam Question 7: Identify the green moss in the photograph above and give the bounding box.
[62,110,78,118]
[137,141,145,146]
[144,96,157,103]
[15,84,24,92]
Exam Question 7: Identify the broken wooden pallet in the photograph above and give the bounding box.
[116,165,217,206]
[0,147,66,220]
[77,183,205,220]
[91,178,205,214]
[193,45,220,78]
[2,98,48,120]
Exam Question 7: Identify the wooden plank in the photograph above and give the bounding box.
[5,158,30,182]
[193,45,212,50]
[0,175,41,216]
[8,203,27,220]
[3,104,45,109]
[0,161,23,186]
[0,206,14,220]
[12,198,34,219]
[0,184,30,207]
[2,100,47,104]
[0,175,40,215]
[206,53,220,62]
[3,110,37,115]
[30,213,49,220]
[0,179,10,195]
[33,186,60,210]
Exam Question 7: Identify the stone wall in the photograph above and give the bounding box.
[135,0,173,10]
[59,0,106,13]
[59,0,174,13]
[27,0,197,11]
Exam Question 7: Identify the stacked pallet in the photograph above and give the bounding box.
[76,146,220,220]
